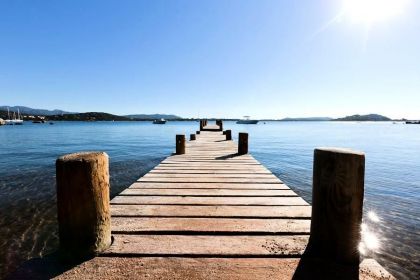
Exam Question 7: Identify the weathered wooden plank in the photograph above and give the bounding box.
[111,205,312,218]
[52,257,395,280]
[111,196,309,206]
[150,169,272,174]
[153,166,271,171]
[120,188,297,197]
[161,161,261,165]
[105,234,309,256]
[111,217,311,233]
[128,182,290,190]
[138,177,282,183]
[143,173,279,179]
[156,164,265,169]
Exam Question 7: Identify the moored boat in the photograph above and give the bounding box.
[5,108,23,125]
[406,121,420,124]
[153,118,166,124]
[236,116,259,124]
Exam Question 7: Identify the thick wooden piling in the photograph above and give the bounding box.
[199,120,204,131]
[216,120,223,131]
[176,134,186,154]
[190,134,196,141]
[238,132,248,154]
[226,129,232,141]
[196,130,200,135]
[56,152,111,258]
[306,148,365,264]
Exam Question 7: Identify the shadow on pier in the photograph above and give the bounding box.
[6,252,89,280]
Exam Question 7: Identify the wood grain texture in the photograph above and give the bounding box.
[119,188,297,196]
[111,217,311,233]
[56,152,111,256]
[110,205,312,218]
[52,257,395,280]
[127,182,290,189]
[105,234,309,256]
[111,196,309,206]
[307,148,365,264]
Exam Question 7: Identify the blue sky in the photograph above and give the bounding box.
[0,0,419,119]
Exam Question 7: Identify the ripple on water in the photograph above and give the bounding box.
[0,121,419,278]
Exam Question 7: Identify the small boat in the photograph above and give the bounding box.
[49,122,54,125]
[236,116,259,124]
[153,118,166,124]
[0,118,5,126]
[406,121,420,124]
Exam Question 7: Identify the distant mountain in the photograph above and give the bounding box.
[48,112,131,121]
[124,114,182,120]
[333,114,391,121]
[280,117,332,121]
[0,106,75,116]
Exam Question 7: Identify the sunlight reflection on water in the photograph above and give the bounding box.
[359,211,381,256]
[0,121,419,279]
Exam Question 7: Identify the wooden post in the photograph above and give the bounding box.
[56,152,111,258]
[199,120,204,131]
[226,129,232,140]
[238,133,248,154]
[306,148,365,264]
[222,131,226,135]
[218,120,223,131]
[190,134,196,141]
[176,134,186,154]
[196,130,200,135]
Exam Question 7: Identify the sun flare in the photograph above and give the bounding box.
[343,0,410,24]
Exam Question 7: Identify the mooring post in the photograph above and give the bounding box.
[238,132,248,154]
[218,120,223,131]
[306,148,365,264]
[56,152,111,259]
[226,129,232,141]
[196,130,200,135]
[199,120,204,131]
[176,134,186,154]
[190,134,196,141]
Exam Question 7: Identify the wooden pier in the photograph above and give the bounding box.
[14,122,394,279]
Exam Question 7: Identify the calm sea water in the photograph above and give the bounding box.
[0,121,419,279]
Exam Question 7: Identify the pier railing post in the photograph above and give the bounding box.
[238,133,248,154]
[176,134,186,154]
[56,152,111,258]
[307,148,365,264]
[190,134,196,141]
[226,129,232,141]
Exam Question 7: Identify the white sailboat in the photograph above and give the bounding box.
[5,107,23,125]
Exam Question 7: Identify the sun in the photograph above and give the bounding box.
[343,0,410,25]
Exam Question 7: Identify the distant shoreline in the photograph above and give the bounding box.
[1,107,416,122]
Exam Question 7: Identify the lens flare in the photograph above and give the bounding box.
[343,0,410,24]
